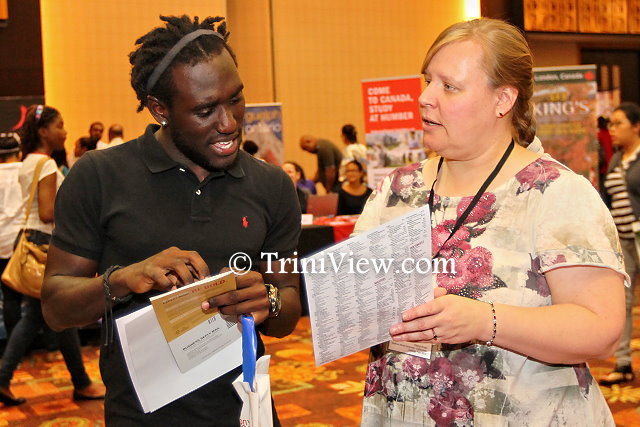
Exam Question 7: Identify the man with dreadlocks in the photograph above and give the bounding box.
[40,15,301,425]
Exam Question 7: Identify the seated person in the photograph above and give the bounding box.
[336,160,372,215]
[298,178,316,195]
[282,161,308,213]
[287,161,316,195]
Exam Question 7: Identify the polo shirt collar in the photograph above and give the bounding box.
[139,124,246,179]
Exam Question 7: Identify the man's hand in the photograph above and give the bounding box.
[42,246,209,331]
[108,247,210,299]
[200,270,270,324]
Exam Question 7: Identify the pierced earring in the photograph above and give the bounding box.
[498,112,505,118]
[161,120,168,127]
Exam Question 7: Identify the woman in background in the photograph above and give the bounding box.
[0,132,24,343]
[0,105,104,406]
[336,160,372,215]
[285,160,316,195]
[600,102,640,385]
[282,161,309,213]
[339,124,367,181]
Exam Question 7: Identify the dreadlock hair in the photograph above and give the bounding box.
[19,104,60,158]
[129,15,236,112]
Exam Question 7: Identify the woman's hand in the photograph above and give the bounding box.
[389,287,493,344]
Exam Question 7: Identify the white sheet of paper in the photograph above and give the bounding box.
[304,204,433,366]
[168,314,241,373]
[116,305,242,413]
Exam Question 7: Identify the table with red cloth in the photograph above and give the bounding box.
[297,215,359,315]
[311,215,359,242]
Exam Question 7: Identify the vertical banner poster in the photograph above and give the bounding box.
[243,103,283,165]
[532,65,599,184]
[361,76,423,187]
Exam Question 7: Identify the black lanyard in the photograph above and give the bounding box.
[427,139,515,258]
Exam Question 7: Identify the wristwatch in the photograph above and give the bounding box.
[265,283,282,318]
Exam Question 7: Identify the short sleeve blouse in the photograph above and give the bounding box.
[356,154,625,426]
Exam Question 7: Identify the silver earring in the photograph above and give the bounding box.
[161,120,167,127]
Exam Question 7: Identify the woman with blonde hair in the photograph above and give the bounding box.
[356,18,625,425]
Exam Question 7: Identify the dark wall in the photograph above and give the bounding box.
[582,49,640,105]
[481,0,524,28]
[0,0,43,96]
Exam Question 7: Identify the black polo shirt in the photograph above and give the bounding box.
[52,124,300,425]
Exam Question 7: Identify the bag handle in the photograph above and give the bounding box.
[241,315,258,392]
[22,156,50,226]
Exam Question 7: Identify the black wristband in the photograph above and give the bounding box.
[102,264,128,347]
[102,265,131,306]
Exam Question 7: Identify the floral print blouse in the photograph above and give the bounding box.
[354,154,626,426]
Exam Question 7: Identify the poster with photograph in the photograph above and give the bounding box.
[532,65,599,184]
[361,76,424,186]
[243,103,283,165]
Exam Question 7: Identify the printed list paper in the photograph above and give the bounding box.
[304,204,433,366]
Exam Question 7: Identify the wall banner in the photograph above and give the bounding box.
[243,103,283,165]
[0,95,45,132]
[532,64,599,184]
[361,76,423,186]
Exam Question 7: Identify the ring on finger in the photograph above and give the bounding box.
[431,327,438,341]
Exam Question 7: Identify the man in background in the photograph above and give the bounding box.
[69,122,106,165]
[89,122,105,146]
[98,124,125,150]
[299,134,342,193]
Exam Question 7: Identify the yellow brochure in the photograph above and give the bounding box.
[150,271,240,372]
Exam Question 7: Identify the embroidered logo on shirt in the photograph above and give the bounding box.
[242,216,249,228]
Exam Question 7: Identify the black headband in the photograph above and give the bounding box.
[145,29,225,93]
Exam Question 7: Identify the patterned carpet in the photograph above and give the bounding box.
[2,314,640,426]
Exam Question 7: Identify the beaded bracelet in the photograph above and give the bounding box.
[486,302,497,346]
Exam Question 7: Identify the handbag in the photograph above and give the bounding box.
[1,157,50,298]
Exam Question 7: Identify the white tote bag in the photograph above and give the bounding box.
[232,315,273,427]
